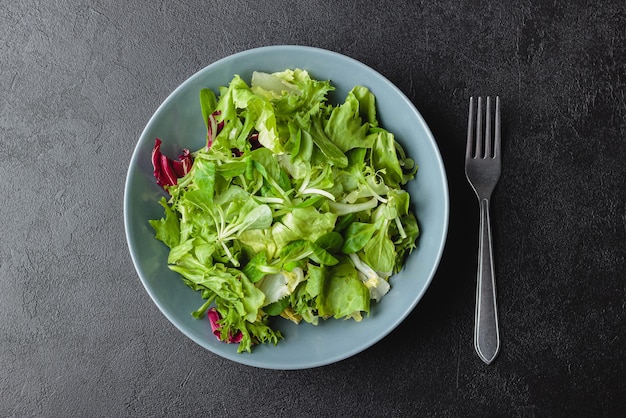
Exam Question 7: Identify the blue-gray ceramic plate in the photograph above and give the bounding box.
[124,45,448,369]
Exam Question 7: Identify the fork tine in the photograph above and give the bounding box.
[475,97,484,158]
[466,97,476,158]
[485,97,492,158]
[494,96,501,158]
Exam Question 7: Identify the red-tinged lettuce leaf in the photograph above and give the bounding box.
[208,307,243,343]
[151,138,193,188]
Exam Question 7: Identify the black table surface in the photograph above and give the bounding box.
[2,1,625,416]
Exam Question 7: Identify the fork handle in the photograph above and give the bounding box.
[474,197,500,364]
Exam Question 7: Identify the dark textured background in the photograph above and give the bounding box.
[1,1,625,416]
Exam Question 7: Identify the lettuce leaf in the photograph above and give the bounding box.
[324,87,372,153]
[317,260,370,320]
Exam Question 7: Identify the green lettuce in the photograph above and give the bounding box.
[149,69,419,352]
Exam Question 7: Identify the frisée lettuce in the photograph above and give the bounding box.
[149,69,419,353]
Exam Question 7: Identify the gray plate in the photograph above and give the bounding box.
[124,45,449,369]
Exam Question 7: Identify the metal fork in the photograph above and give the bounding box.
[465,96,501,364]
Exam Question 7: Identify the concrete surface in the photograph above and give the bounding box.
[1,1,624,416]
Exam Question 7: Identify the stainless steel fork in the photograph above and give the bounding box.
[465,96,501,364]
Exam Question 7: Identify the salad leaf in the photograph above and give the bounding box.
[318,260,370,321]
[372,130,404,188]
[351,85,378,127]
[151,139,193,187]
[362,221,396,275]
[308,111,349,168]
[271,207,337,249]
[341,222,377,254]
[149,197,181,249]
[181,159,216,211]
[252,69,334,118]
[257,267,305,306]
[148,69,420,352]
[349,253,390,302]
[324,88,372,153]
[200,88,218,136]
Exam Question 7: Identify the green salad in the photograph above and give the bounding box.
[149,69,419,352]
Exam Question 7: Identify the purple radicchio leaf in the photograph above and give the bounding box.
[151,138,193,188]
